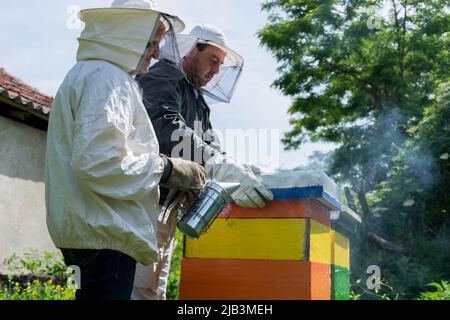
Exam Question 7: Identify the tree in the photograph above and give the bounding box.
[259,0,450,298]
[260,0,449,146]
[365,81,450,296]
[259,0,449,224]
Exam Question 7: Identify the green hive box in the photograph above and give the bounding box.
[332,265,351,300]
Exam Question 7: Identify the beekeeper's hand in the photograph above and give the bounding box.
[233,172,274,208]
[211,163,273,208]
[161,156,206,199]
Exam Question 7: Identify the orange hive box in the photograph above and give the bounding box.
[180,258,330,300]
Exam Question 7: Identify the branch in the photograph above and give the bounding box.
[368,232,408,254]
[324,60,373,88]
[400,0,408,77]
[402,0,407,36]
[357,189,372,219]
[345,187,358,213]
[391,0,408,82]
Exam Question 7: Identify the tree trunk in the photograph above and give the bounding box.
[353,187,407,255]
[344,187,358,212]
[357,190,371,219]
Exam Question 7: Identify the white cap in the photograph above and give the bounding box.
[189,24,229,48]
[186,24,243,66]
[111,0,156,10]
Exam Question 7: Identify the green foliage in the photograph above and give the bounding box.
[351,279,450,300]
[417,281,450,300]
[351,278,400,300]
[167,231,184,300]
[0,279,75,300]
[371,82,450,228]
[260,0,450,148]
[4,249,69,279]
[260,0,450,299]
[0,250,75,300]
[348,81,450,299]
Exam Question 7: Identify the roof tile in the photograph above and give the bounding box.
[0,68,53,114]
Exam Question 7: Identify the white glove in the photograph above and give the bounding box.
[211,163,274,208]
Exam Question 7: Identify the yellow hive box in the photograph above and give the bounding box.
[184,218,332,264]
[310,220,332,264]
[331,230,350,269]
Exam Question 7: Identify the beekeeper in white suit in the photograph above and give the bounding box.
[132,24,274,300]
[45,0,206,300]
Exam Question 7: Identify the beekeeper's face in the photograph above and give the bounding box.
[184,44,226,87]
[137,22,166,74]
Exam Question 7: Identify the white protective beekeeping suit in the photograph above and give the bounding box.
[45,0,185,266]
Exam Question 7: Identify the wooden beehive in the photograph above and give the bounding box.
[179,171,361,300]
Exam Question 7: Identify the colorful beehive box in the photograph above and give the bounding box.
[179,170,361,300]
[330,205,361,300]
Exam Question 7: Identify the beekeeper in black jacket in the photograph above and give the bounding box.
[132,24,273,300]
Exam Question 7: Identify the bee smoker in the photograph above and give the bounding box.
[177,181,240,240]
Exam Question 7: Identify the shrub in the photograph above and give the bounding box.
[0,249,75,300]
[417,281,450,300]
[0,279,75,300]
[167,231,183,300]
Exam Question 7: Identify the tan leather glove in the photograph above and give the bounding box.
[161,157,207,199]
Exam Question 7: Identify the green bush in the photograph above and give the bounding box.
[0,279,75,300]
[167,230,184,300]
[417,281,450,300]
[4,249,69,280]
[0,249,75,300]
[350,278,400,300]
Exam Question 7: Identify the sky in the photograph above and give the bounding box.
[0,0,336,170]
